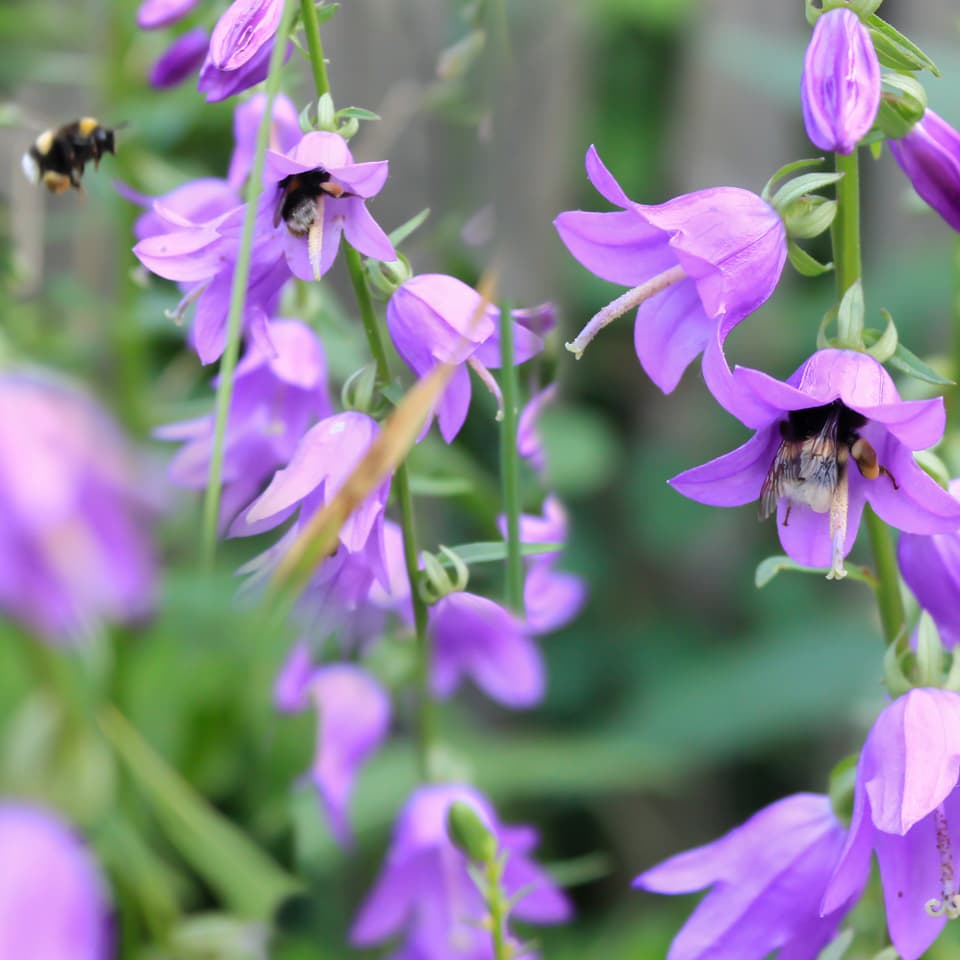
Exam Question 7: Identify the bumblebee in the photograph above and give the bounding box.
[759,401,897,525]
[21,118,117,194]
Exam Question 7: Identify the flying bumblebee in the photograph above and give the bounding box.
[759,401,897,524]
[21,118,117,194]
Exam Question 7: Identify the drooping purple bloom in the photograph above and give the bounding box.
[821,688,960,960]
[517,383,557,474]
[0,370,155,643]
[136,0,201,29]
[670,349,960,579]
[149,28,209,88]
[635,793,859,960]
[554,146,786,393]
[227,92,301,192]
[156,318,331,531]
[898,481,960,647]
[0,803,112,959]
[801,8,880,154]
[386,274,544,443]
[351,784,571,959]
[275,659,391,846]
[430,592,544,708]
[889,109,960,232]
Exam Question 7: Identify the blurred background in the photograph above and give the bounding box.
[3,0,960,956]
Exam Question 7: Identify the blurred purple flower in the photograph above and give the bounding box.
[227,92,301,192]
[386,274,543,443]
[351,784,571,959]
[0,802,112,959]
[137,0,201,29]
[889,109,960,232]
[898,481,960,647]
[801,8,880,154]
[517,383,556,474]
[430,592,544,708]
[635,793,859,960]
[554,146,786,393]
[0,371,155,643]
[156,318,331,531]
[261,131,394,282]
[670,349,960,579]
[275,660,390,846]
[149,28,209,88]
[821,688,960,960]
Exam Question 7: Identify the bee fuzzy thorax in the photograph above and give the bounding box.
[22,117,117,194]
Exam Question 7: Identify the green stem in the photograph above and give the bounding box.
[299,0,332,98]
[486,857,511,960]
[498,302,524,613]
[344,234,434,781]
[832,149,906,648]
[200,0,298,567]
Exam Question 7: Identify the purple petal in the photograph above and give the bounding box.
[774,484,864,569]
[436,363,472,444]
[503,856,572,924]
[149,28,209,89]
[209,0,282,71]
[273,641,312,712]
[584,144,632,208]
[227,92,300,191]
[350,858,422,945]
[343,198,396,262]
[524,565,586,635]
[328,160,390,198]
[701,326,781,429]
[134,226,227,283]
[137,0,201,29]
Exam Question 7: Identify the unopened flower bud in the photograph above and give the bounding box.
[341,363,379,415]
[447,800,497,864]
[418,546,469,605]
[916,612,947,688]
[316,92,336,132]
[367,255,414,299]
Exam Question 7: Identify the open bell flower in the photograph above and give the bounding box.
[0,803,113,959]
[670,349,960,580]
[898,480,960,647]
[889,109,960,232]
[350,784,571,960]
[635,793,860,960]
[821,688,960,960]
[800,7,880,154]
[553,146,786,393]
[386,274,544,443]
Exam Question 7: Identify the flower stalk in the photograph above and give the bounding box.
[498,300,525,614]
[299,0,331,99]
[201,0,297,567]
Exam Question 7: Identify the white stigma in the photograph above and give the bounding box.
[825,467,848,580]
[926,805,960,918]
[565,264,686,359]
[308,194,326,282]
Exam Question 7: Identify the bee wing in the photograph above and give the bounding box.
[799,409,840,490]
[759,441,798,521]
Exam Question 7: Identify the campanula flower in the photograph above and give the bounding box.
[350,784,571,959]
[554,146,786,393]
[898,481,960,647]
[0,370,155,643]
[386,274,544,443]
[157,318,331,531]
[670,349,960,579]
[0,802,112,959]
[801,7,880,154]
[136,0,201,29]
[517,383,556,474]
[275,660,391,846]
[149,28,209,88]
[821,688,960,960]
[227,92,301,192]
[889,109,960,232]
[635,793,860,960]
[430,592,544,707]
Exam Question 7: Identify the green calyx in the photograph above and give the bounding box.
[418,546,470,605]
[446,801,497,864]
[873,73,928,141]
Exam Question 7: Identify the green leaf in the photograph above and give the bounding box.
[314,2,340,24]
[865,14,939,76]
[788,241,833,277]
[439,541,563,567]
[408,474,473,496]
[761,157,826,203]
[334,106,381,122]
[388,208,431,247]
[770,171,844,211]
[864,310,897,363]
[863,329,955,386]
[754,555,876,589]
[99,707,300,921]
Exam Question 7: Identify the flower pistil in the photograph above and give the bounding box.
[927,804,960,919]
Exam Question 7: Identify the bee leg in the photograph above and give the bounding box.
[880,466,899,490]
[782,503,792,527]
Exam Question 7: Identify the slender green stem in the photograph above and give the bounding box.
[299,0,332,99]
[344,233,434,780]
[486,857,510,960]
[201,0,298,567]
[831,149,906,647]
[498,302,524,613]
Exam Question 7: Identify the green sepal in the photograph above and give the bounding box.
[883,642,913,697]
[388,207,431,247]
[447,801,497,864]
[870,948,901,960]
[873,73,928,140]
[439,540,563,568]
[915,612,945,687]
[805,0,882,26]
[865,14,939,76]
[754,554,876,589]
[827,753,858,825]
[817,304,839,350]
[836,280,865,348]
[914,449,951,489]
[313,2,340,24]
[788,241,833,277]
[863,309,897,363]
[334,106,381,122]
[761,157,827,204]
[770,172,844,213]
[782,196,837,240]
[817,930,855,960]
[862,329,955,386]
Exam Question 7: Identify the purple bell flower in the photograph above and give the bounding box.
[227,92,301,192]
[554,146,786,393]
[0,802,112,959]
[275,660,391,846]
[429,592,544,708]
[136,0,201,29]
[261,131,395,282]
[149,28,209,88]
[0,370,155,643]
[821,688,960,960]
[517,383,556,474]
[350,784,571,959]
[889,109,960,232]
[635,793,860,960]
[898,481,960,647]
[157,318,331,531]
[386,274,544,443]
[670,349,960,579]
[801,8,880,154]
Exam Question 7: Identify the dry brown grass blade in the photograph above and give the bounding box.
[269,269,498,600]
